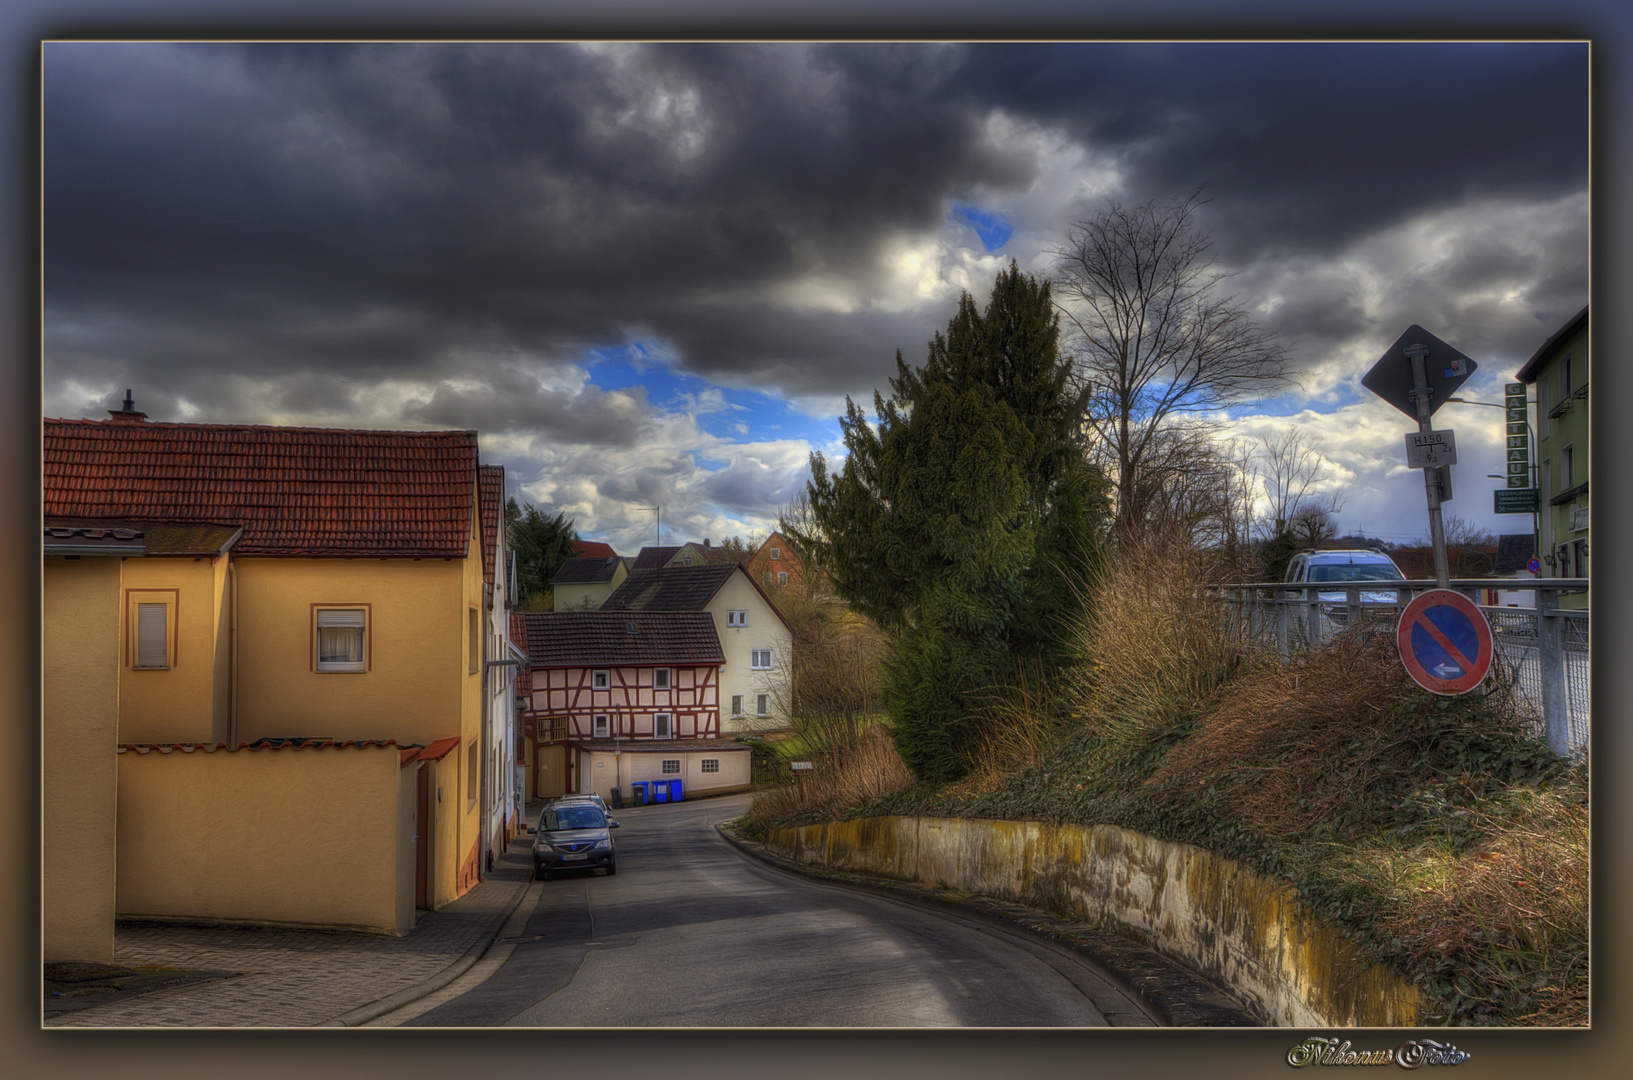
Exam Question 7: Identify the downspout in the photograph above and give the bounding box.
[229,560,239,746]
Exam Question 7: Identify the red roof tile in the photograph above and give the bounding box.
[510,612,532,695]
[479,464,504,591]
[44,418,478,557]
[518,610,724,668]
[572,540,618,558]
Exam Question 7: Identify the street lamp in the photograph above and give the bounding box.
[1445,395,1539,570]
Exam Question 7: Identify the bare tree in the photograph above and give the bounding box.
[1289,496,1343,549]
[1254,428,1326,540]
[1053,193,1293,537]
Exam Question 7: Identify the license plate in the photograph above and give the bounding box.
[562,853,588,861]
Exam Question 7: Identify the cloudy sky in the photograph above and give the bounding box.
[42,41,1588,553]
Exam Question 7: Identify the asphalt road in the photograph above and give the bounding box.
[403,793,1157,1028]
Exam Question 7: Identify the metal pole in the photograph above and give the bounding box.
[1406,343,1450,588]
[1536,585,1569,756]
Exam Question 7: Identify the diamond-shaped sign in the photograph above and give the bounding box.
[1362,325,1479,420]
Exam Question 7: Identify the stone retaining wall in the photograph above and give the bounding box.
[765,815,1419,1027]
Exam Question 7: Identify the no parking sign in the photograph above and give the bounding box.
[1396,590,1494,696]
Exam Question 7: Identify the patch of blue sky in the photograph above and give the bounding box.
[1222,386,1362,421]
[952,202,1014,253]
[585,339,838,464]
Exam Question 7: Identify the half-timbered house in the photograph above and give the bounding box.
[515,609,725,799]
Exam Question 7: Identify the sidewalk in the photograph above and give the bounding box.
[46,817,540,1028]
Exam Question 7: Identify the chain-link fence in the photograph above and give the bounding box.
[1214,580,1589,758]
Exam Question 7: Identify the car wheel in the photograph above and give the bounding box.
[534,866,549,881]
[605,858,617,876]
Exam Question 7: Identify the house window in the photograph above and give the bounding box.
[654,713,672,739]
[467,739,478,807]
[727,609,747,627]
[683,556,693,565]
[1562,444,1574,489]
[593,714,610,738]
[763,572,772,587]
[731,694,743,716]
[468,608,480,674]
[662,759,681,774]
[756,694,769,716]
[315,608,366,673]
[135,602,170,669]
[654,668,671,690]
[777,572,788,586]
[770,547,781,560]
[592,670,609,690]
[1562,354,1573,397]
[751,649,773,670]
[700,759,720,773]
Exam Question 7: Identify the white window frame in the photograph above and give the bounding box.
[654,712,673,739]
[315,608,367,673]
[592,670,610,690]
[750,648,773,670]
[756,693,770,717]
[654,667,671,690]
[777,571,788,586]
[700,758,720,773]
[661,759,681,774]
[593,714,610,738]
[726,609,748,627]
[730,694,743,716]
[769,547,781,560]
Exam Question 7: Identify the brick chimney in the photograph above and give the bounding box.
[107,389,148,423]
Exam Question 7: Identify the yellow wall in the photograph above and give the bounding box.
[117,556,226,745]
[43,557,122,963]
[709,573,793,732]
[116,746,414,935]
[233,556,466,746]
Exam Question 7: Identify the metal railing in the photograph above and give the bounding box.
[1210,579,1589,758]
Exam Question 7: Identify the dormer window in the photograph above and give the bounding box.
[727,610,748,627]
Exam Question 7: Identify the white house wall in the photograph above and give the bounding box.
[705,573,793,733]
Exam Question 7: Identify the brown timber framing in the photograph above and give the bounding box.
[525,663,721,742]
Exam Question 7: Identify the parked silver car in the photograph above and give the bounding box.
[1284,549,1408,625]
[533,803,619,879]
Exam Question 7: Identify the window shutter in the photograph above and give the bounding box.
[316,609,366,628]
[136,603,168,668]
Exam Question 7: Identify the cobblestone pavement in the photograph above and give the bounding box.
[47,828,536,1029]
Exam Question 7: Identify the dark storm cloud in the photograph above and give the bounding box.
[950,42,1588,263]
[45,40,1585,413]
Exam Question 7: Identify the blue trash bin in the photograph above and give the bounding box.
[669,778,683,803]
[652,780,669,803]
[631,781,648,806]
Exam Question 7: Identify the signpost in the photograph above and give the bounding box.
[1396,590,1494,695]
[1363,324,1478,589]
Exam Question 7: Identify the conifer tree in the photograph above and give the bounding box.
[806,264,1108,782]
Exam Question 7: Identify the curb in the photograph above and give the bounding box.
[321,873,533,1028]
[716,823,1259,1028]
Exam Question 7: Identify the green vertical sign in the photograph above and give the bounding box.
[1504,383,1528,485]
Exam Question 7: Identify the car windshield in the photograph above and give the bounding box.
[1308,564,1404,583]
[542,807,606,831]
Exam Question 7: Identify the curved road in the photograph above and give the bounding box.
[400,794,1157,1028]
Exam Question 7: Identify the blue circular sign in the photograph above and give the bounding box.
[1526,556,1542,575]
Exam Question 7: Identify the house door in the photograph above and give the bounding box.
[536,743,568,799]
[415,762,430,910]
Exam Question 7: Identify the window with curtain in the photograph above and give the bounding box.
[316,608,366,672]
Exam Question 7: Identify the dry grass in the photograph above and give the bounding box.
[742,724,913,833]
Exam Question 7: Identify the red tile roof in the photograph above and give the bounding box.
[479,464,504,591]
[572,540,618,559]
[518,610,724,668]
[44,418,477,557]
[510,612,532,696]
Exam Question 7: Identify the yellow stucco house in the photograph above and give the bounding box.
[43,404,500,956]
